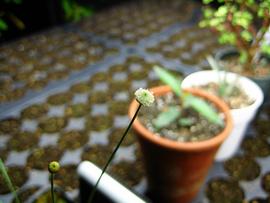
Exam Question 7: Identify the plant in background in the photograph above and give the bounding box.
[61,0,93,22]
[152,66,223,129]
[88,88,155,203]
[0,0,25,34]
[199,0,270,73]
[206,55,238,98]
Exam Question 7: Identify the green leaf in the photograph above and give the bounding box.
[261,43,270,55]
[153,66,182,97]
[184,95,223,126]
[0,159,20,203]
[241,30,252,42]
[153,106,181,129]
[203,0,214,4]
[239,51,248,64]
[179,118,194,126]
[0,19,8,31]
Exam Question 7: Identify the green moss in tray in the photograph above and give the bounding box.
[7,131,41,151]
[21,104,49,119]
[54,165,79,191]
[128,70,149,80]
[33,189,69,203]
[58,130,88,150]
[6,88,26,101]
[109,160,145,188]
[206,178,244,203]
[0,166,29,194]
[85,115,113,131]
[108,127,136,147]
[12,186,40,203]
[109,101,129,115]
[242,136,270,157]
[65,103,90,118]
[88,72,108,85]
[88,91,111,104]
[47,92,73,106]
[81,145,113,168]
[261,171,270,194]
[69,82,91,94]
[27,147,63,170]
[108,64,127,74]
[224,156,260,181]
[109,80,131,92]
[38,117,67,133]
[0,118,21,135]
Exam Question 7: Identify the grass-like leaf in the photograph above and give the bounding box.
[153,66,182,97]
[0,158,20,203]
[184,95,224,126]
[153,106,181,129]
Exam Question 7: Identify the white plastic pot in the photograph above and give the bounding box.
[182,70,264,161]
[77,161,147,203]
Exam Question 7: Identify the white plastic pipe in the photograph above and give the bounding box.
[77,161,147,203]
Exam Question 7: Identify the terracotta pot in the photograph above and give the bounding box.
[128,85,233,203]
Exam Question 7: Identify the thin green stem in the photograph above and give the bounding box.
[0,158,20,203]
[88,103,142,203]
[50,173,55,203]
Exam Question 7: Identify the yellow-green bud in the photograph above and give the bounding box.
[48,161,60,174]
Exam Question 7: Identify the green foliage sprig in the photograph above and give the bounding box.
[200,0,270,72]
[61,0,93,22]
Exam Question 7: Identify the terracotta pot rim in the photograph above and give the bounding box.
[128,85,233,152]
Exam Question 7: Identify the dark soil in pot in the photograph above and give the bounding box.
[205,178,244,203]
[38,117,67,133]
[47,92,73,106]
[7,131,41,151]
[0,118,21,135]
[21,104,49,119]
[109,160,145,188]
[54,164,79,191]
[12,186,40,203]
[139,92,224,142]
[108,127,136,147]
[85,115,113,131]
[27,147,63,170]
[58,130,88,150]
[65,103,90,118]
[224,156,260,181]
[81,145,113,168]
[242,136,270,157]
[195,82,254,109]
[0,166,29,194]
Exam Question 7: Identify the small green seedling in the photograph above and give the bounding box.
[153,66,224,129]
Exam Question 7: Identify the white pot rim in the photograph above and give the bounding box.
[182,70,264,113]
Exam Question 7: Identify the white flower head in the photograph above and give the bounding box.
[135,88,155,106]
